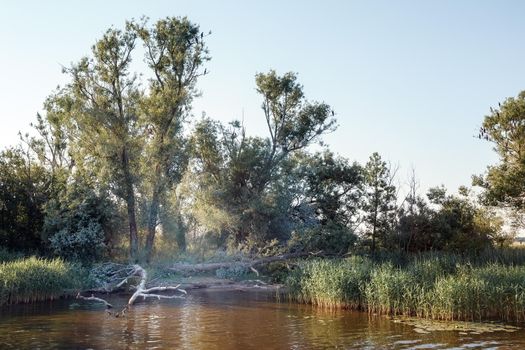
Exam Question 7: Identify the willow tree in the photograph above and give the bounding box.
[132,17,210,261]
[64,27,142,259]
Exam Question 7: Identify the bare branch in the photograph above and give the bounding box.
[76,293,113,309]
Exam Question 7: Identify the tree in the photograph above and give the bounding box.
[63,26,142,259]
[183,118,275,246]
[0,147,49,251]
[132,17,209,261]
[255,70,337,192]
[475,91,525,213]
[289,151,363,254]
[182,71,338,249]
[427,187,498,252]
[395,170,435,252]
[362,152,397,253]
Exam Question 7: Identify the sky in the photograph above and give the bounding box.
[1,0,524,196]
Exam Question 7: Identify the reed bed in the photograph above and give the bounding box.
[0,257,81,305]
[286,251,525,323]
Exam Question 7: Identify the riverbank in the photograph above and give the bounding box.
[4,249,525,324]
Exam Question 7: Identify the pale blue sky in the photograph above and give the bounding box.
[1,0,524,194]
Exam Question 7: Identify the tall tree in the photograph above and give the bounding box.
[289,151,363,254]
[132,17,209,261]
[475,91,525,215]
[298,151,363,228]
[362,152,397,253]
[184,71,338,246]
[64,27,142,259]
[255,70,337,192]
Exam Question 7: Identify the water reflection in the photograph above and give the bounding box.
[0,290,523,349]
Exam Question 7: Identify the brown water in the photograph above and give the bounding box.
[0,290,523,349]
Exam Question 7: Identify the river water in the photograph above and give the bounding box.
[0,290,523,349]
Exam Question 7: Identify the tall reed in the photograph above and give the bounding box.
[286,251,525,322]
[0,257,81,305]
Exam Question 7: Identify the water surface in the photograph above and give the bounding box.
[0,290,523,349]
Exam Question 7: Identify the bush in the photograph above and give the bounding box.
[50,221,106,264]
[0,247,24,262]
[215,263,249,280]
[288,222,357,255]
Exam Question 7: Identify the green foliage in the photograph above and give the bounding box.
[0,257,84,305]
[475,91,525,213]
[183,69,340,251]
[215,264,249,280]
[45,178,119,264]
[361,152,397,252]
[396,187,504,253]
[0,248,24,262]
[0,147,49,252]
[287,251,525,322]
[49,222,106,264]
[288,222,357,255]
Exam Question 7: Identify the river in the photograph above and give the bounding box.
[0,290,523,349]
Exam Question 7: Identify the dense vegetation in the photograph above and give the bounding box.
[287,251,525,322]
[1,16,525,320]
[0,257,82,305]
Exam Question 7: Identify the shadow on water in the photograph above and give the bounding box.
[0,290,524,349]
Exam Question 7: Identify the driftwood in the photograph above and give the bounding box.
[169,252,316,275]
[77,264,186,316]
[126,265,186,305]
[76,293,113,308]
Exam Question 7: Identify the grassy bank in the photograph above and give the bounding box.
[0,257,84,305]
[286,252,525,323]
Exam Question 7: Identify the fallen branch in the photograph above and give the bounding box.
[76,293,113,309]
[127,265,186,305]
[169,252,319,274]
[77,263,186,316]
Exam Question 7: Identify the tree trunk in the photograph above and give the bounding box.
[145,186,160,263]
[175,215,186,252]
[122,149,139,261]
[169,252,320,274]
[126,190,139,261]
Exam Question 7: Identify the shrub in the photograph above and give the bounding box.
[50,221,106,264]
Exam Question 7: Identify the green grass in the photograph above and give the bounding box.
[0,257,85,305]
[286,251,525,323]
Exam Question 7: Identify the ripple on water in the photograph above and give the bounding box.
[0,291,524,349]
